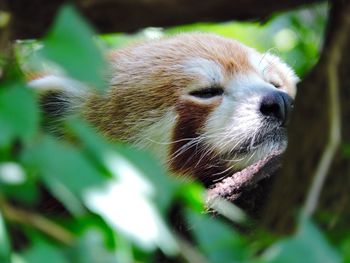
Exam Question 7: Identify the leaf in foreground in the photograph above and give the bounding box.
[22,239,69,263]
[22,135,105,215]
[82,155,179,255]
[261,218,341,263]
[0,211,11,263]
[40,5,106,90]
[0,83,39,145]
[187,210,248,263]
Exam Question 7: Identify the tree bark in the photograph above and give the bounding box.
[261,0,350,233]
[0,0,323,39]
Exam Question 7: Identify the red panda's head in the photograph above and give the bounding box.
[29,33,298,185]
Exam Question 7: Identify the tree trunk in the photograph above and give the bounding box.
[1,0,323,39]
[261,0,350,234]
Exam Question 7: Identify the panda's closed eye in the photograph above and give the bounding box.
[189,86,224,99]
[270,82,282,88]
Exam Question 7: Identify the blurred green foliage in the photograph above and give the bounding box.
[0,3,345,263]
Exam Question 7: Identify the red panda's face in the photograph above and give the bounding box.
[30,33,298,185]
[169,50,297,183]
[106,34,298,184]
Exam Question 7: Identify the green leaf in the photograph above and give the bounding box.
[341,143,350,157]
[261,218,341,263]
[187,210,248,263]
[22,239,69,263]
[0,180,40,206]
[0,83,39,144]
[81,155,179,255]
[41,5,106,90]
[66,118,180,213]
[67,229,119,263]
[178,182,205,212]
[22,135,106,215]
[0,212,11,263]
[64,119,179,254]
[113,145,180,212]
[340,237,350,263]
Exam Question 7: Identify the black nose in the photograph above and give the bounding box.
[259,91,294,126]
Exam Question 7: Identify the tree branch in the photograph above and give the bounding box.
[1,0,324,39]
[0,196,75,246]
[302,3,350,218]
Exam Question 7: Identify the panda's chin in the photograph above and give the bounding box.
[224,130,287,171]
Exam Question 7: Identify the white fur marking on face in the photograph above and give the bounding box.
[248,50,268,76]
[248,51,299,97]
[183,58,223,89]
[204,73,282,168]
[28,75,89,96]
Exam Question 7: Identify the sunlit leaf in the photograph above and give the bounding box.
[22,135,106,215]
[67,118,180,212]
[40,5,106,90]
[0,162,26,185]
[178,182,205,212]
[83,171,179,255]
[261,218,341,263]
[113,145,180,212]
[63,119,179,254]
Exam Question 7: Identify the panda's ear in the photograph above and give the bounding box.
[28,75,89,117]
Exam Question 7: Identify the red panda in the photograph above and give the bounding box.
[29,33,298,186]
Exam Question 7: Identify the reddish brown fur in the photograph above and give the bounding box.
[169,99,230,185]
[84,34,254,143]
